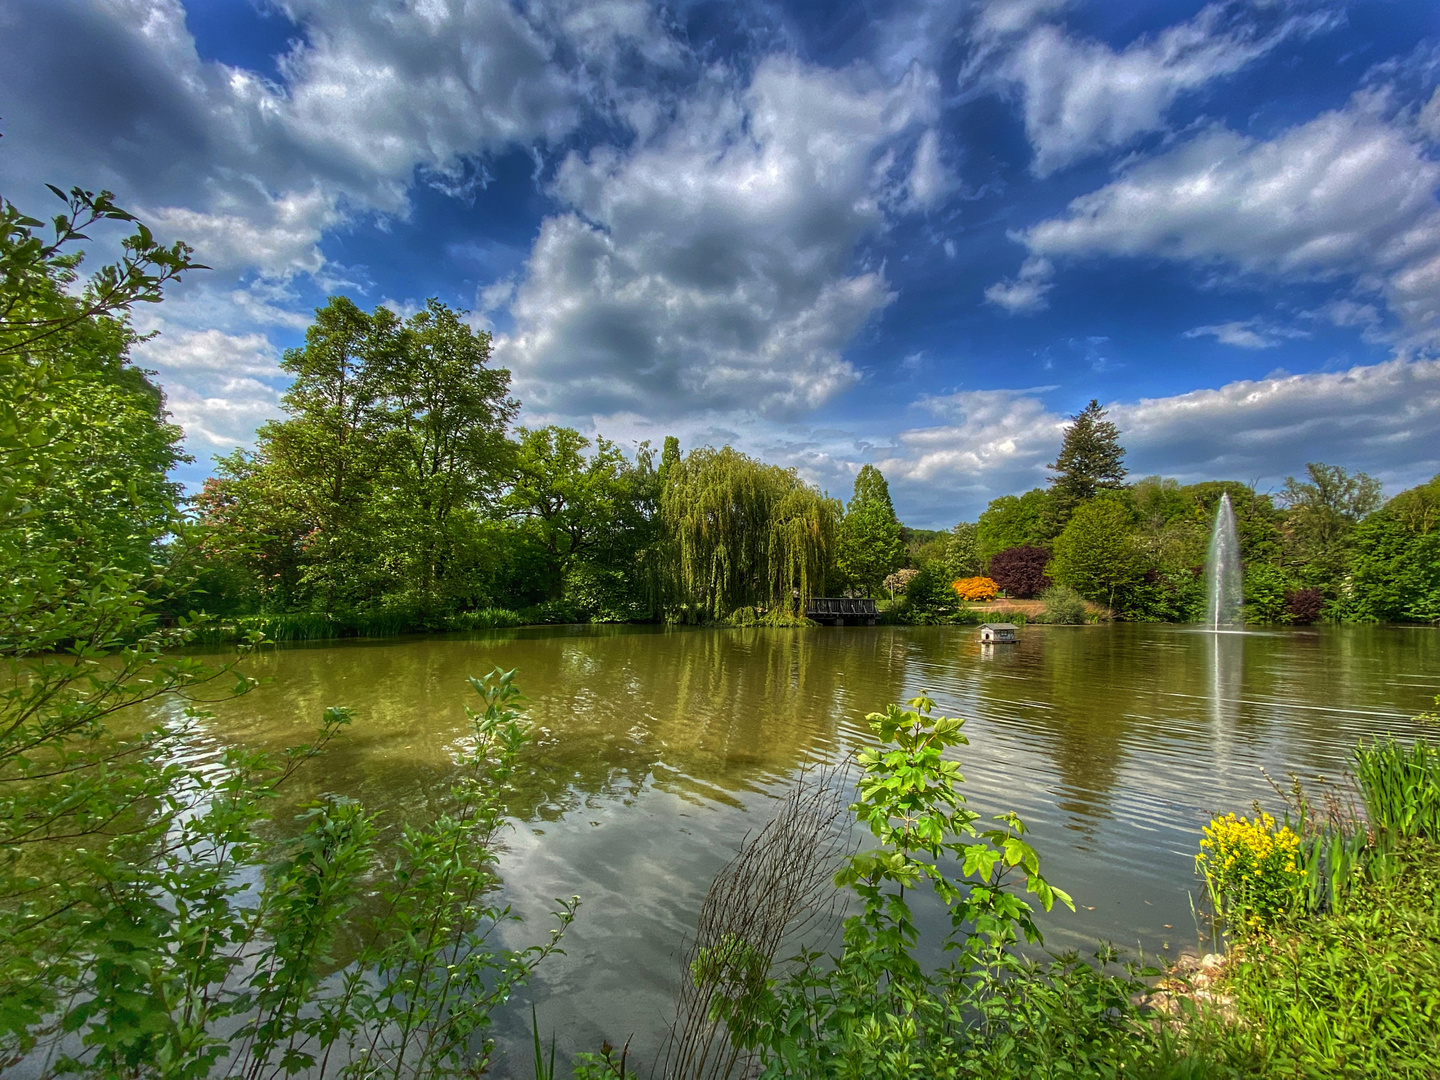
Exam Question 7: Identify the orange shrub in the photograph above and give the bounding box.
[952,576,999,602]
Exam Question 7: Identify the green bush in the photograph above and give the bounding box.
[1036,585,1088,624]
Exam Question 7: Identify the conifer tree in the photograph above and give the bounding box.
[837,465,906,596]
[1046,399,1127,523]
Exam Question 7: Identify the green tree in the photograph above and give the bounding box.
[1046,399,1127,525]
[661,446,840,618]
[943,521,982,578]
[837,465,906,596]
[369,298,516,610]
[2,187,193,585]
[194,297,516,620]
[1051,497,1142,612]
[502,427,637,597]
[1280,462,1384,576]
[1347,475,1440,623]
[976,488,1054,560]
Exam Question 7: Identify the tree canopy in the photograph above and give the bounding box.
[836,465,906,596]
[661,447,839,618]
[1047,399,1127,524]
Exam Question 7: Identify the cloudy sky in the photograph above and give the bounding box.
[3,0,1438,525]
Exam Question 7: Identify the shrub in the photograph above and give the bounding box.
[952,576,999,602]
[1037,585,1087,624]
[1285,587,1324,624]
[1196,812,1305,932]
[901,561,961,622]
[987,545,1052,598]
[882,568,918,598]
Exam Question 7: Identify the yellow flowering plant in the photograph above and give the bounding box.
[1196,811,1305,933]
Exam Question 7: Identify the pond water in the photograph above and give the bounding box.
[191,623,1438,1074]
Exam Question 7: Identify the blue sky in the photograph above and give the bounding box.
[2,0,1439,525]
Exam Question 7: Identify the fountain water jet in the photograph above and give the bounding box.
[1204,492,1244,629]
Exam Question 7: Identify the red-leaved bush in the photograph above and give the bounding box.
[1285,587,1324,624]
[987,545,1052,599]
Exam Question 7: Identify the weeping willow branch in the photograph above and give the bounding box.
[661,448,840,619]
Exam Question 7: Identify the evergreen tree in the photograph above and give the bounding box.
[1047,399,1127,523]
[836,465,906,596]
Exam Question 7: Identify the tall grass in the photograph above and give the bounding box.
[1354,737,1440,842]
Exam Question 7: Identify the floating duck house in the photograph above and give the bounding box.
[979,622,1018,643]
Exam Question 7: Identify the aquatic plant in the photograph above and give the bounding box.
[1354,737,1440,842]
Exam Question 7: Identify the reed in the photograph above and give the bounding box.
[1353,737,1440,842]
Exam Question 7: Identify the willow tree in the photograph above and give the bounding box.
[661,447,840,618]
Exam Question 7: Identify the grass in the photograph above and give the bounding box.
[1215,839,1440,1077]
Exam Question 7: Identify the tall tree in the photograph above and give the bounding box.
[199,296,516,616]
[502,426,635,595]
[370,298,515,604]
[1047,399,1127,524]
[661,446,839,618]
[1051,497,1142,612]
[977,488,1055,559]
[943,521,982,578]
[836,465,906,596]
[1280,462,1383,573]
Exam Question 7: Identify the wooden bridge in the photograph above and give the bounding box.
[804,597,879,626]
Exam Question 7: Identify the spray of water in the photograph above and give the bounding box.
[1204,492,1244,629]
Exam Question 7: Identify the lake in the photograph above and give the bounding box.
[190,622,1439,1074]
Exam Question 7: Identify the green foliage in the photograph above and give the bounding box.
[191,295,517,621]
[1046,399,1127,526]
[836,466,906,596]
[1051,497,1142,611]
[975,488,1053,561]
[504,427,659,604]
[1217,840,1440,1078]
[1346,475,1440,624]
[1280,462,1384,579]
[897,560,960,623]
[1036,584,1087,624]
[726,695,1251,1079]
[1354,738,1440,842]
[661,446,840,619]
[942,522,982,578]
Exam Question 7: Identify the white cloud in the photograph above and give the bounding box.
[905,128,954,209]
[1183,318,1310,349]
[1015,92,1440,344]
[0,0,653,286]
[866,358,1440,523]
[983,1,1333,175]
[498,56,938,419]
[164,377,285,454]
[983,255,1054,313]
[133,327,282,377]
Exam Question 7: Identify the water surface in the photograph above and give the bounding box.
[191,623,1439,1073]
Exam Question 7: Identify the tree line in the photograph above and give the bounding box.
[5,179,1435,632]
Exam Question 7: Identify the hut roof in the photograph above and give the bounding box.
[980,623,1018,631]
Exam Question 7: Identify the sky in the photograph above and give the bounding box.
[2,0,1439,526]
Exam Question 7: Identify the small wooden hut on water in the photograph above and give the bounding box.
[979,622,1018,643]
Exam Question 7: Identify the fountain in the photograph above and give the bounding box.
[1204,492,1244,629]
